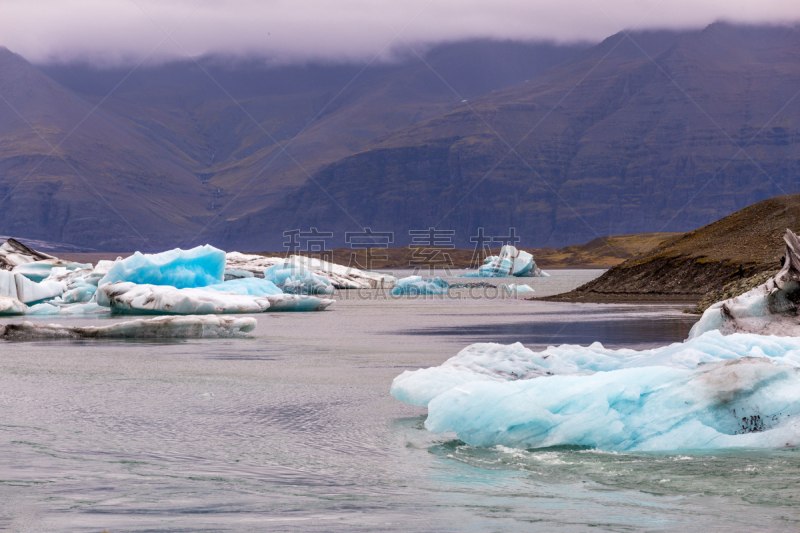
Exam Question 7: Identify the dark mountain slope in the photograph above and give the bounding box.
[216,24,800,250]
[0,47,212,250]
[38,40,584,243]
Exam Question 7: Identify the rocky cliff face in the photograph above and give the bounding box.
[545,193,800,303]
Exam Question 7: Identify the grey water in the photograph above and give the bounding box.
[1,270,798,531]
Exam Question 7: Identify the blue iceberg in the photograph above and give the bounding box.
[98,245,225,289]
[391,276,449,296]
[263,262,334,295]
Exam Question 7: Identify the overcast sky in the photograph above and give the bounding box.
[4,0,800,64]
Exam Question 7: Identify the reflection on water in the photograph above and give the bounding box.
[0,270,797,532]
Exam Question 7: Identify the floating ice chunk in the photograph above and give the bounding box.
[502,283,535,294]
[226,252,395,289]
[390,331,800,407]
[263,262,334,295]
[391,276,449,295]
[200,278,283,297]
[0,316,257,339]
[0,295,26,315]
[98,246,225,289]
[96,281,333,314]
[424,358,800,451]
[690,229,800,339]
[463,246,548,278]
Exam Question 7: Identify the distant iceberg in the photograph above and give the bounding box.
[0,316,257,339]
[463,246,548,278]
[263,262,334,295]
[391,276,448,295]
[689,229,800,339]
[226,253,396,289]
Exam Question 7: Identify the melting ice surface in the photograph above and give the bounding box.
[392,331,800,451]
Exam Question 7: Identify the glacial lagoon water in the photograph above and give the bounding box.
[1,269,799,531]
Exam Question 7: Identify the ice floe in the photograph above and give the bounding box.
[226,252,395,289]
[391,276,449,296]
[96,281,333,314]
[690,229,800,339]
[463,245,548,278]
[392,331,800,450]
[391,331,800,407]
[0,315,257,339]
[425,357,800,451]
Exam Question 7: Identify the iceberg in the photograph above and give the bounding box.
[98,245,225,288]
[425,358,800,451]
[0,295,26,315]
[0,316,257,339]
[96,281,333,314]
[226,252,396,289]
[463,245,548,278]
[391,276,449,296]
[263,262,334,295]
[690,229,800,339]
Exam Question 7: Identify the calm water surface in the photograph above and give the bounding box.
[1,270,798,531]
